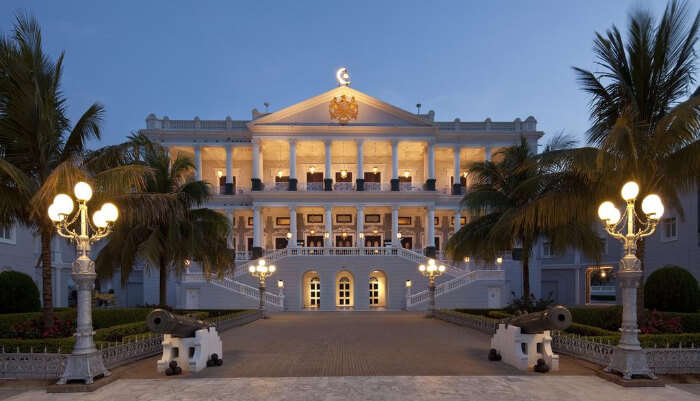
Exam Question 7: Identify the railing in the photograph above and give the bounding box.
[551,333,615,366]
[333,182,354,192]
[590,285,616,295]
[186,272,285,308]
[305,182,324,192]
[0,311,262,379]
[406,269,506,307]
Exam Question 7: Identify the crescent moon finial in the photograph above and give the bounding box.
[336,67,351,86]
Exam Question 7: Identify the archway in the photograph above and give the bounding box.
[302,270,320,309]
[368,270,387,308]
[335,270,354,308]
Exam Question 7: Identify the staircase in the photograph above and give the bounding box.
[184,273,284,308]
[406,268,505,307]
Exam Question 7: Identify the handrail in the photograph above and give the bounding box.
[406,269,506,307]
[185,273,284,307]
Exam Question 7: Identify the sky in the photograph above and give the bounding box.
[0,0,691,149]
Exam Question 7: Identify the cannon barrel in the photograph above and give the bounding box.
[146,309,212,338]
[508,305,572,334]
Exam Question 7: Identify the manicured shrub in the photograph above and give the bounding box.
[645,265,699,313]
[568,306,622,331]
[92,308,153,329]
[0,271,40,314]
[9,316,74,339]
[0,337,76,353]
[94,321,149,342]
[564,322,618,336]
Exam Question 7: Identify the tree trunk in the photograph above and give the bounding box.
[522,248,531,300]
[40,230,54,327]
[159,257,168,307]
[636,238,646,326]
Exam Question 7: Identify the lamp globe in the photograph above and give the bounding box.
[621,181,639,201]
[48,204,64,222]
[100,203,119,222]
[92,210,107,228]
[642,194,664,219]
[74,182,93,202]
[53,194,74,216]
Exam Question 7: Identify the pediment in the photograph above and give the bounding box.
[248,86,433,130]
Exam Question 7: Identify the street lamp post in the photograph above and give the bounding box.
[49,182,119,385]
[418,259,446,318]
[249,259,277,318]
[598,181,664,380]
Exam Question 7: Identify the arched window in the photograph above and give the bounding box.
[310,277,320,307]
[338,277,351,306]
[369,277,379,305]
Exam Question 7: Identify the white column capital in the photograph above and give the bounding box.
[289,138,297,145]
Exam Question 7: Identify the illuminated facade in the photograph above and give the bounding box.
[140,76,543,311]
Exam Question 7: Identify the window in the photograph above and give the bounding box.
[0,225,15,244]
[338,277,351,306]
[275,217,290,226]
[542,241,552,258]
[307,214,323,224]
[398,216,412,226]
[310,278,320,307]
[364,214,380,224]
[369,277,379,305]
[247,217,254,227]
[336,214,352,224]
[662,217,678,241]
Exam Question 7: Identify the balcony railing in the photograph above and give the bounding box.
[217,182,463,194]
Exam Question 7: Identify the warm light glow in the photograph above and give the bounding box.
[336,67,351,86]
[621,181,639,201]
[464,256,470,263]
[496,257,503,264]
[340,169,348,178]
[463,171,468,178]
[217,170,223,178]
[405,280,412,288]
[372,229,378,234]
[427,264,436,272]
[286,232,293,239]
[600,271,607,278]
[358,233,364,239]
[278,280,284,288]
[342,232,347,238]
[249,266,256,273]
[598,201,621,225]
[418,264,426,272]
[48,204,64,222]
[269,265,276,273]
[324,232,330,238]
[438,265,446,272]
[101,203,118,222]
[258,259,265,266]
[277,170,283,178]
[53,194,74,216]
[310,229,315,235]
[403,170,410,178]
[372,166,378,174]
[92,210,107,228]
[184,259,191,267]
[428,259,436,266]
[74,182,93,201]
[396,232,402,239]
[642,194,664,219]
[309,167,316,174]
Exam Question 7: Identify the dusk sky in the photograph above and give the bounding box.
[0,1,687,149]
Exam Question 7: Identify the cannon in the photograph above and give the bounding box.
[507,305,572,334]
[489,305,572,372]
[147,309,223,374]
[146,309,212,338]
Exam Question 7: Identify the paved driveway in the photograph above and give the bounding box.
[121,311,595,378]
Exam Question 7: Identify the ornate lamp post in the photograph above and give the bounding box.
[48,182,119,385]
[418,259,446,318]
[249,259,277,318]
[598,181,664,380]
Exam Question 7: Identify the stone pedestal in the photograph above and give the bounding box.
[57,351,110,385]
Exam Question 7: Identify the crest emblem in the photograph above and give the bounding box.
[329,95,358,125]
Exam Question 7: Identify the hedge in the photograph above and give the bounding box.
[564,322,618,337]
[0,310,76,338]
[568,306,622,331]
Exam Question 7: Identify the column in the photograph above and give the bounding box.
[426,206,436,257]
[356,139,364,191]
[251,139,262,190]
[289,206,297,248]
[321,140,332,191]
[485,146,492,162]
[357,205,364,248]
[390,140,399,191]
[289,139,297,191]
[391,206,399,247]
[252,206,263,258]
[324,206,333,247]
[226,210,234,249]
[426,141,436,191]
[194,145,202,181]
[225,145,234,194]
[452,145,461,195]
[454,209,462,232]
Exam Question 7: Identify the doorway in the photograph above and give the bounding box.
[336,271,354,308]
[364,235,382,247]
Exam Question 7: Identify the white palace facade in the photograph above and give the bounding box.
[139,78,543,311]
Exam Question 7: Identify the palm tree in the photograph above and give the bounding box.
[0,14,149,324]
[572,0,700,309]
[446,137,604,300]
[95,136,234,306]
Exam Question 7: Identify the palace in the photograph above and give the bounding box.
[138,71,542,311]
